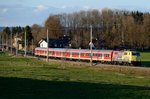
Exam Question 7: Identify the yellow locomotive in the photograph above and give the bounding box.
[123,51,141,65]
[112,50,141,65]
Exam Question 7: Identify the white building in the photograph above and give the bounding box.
[38,39,48,48]
[13,36,23,50]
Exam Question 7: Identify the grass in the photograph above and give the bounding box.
[0,77,150,99]
[141,52,150,67]
[0,52,150,99]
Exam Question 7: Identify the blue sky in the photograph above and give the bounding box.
[0,0,150,26]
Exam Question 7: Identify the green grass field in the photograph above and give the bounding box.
[141,52,150,67]
[0,52,150,99]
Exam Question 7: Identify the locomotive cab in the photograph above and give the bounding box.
[131,51,141,65]
[122,51,141,65]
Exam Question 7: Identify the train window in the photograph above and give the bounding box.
[131,52,140,56]
[98,54,102,57]
[86,53,90,56]
[104,54,110,57]
[73,53,79,56]
[63,52,69,55]
[66,52,70,55]
[56,52,61,54]
[63,52,66,54]
[132,52,138,56]
[114,52,118,55]
[136,52,140,56]
[81,53,84,56]
[80,53,89,56]
[93,53,97,56]
[124,52,127,55]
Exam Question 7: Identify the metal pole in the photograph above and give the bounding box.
[24,31,26,57]
[16,33,18,56]
[2,35,4,51]
[0,35,2,49]
[90,25,93,66]
[122,31,124,47]
[47,29,49,62]
[32,39,33,56]
[11,31,12,54]
[6,36,7,51]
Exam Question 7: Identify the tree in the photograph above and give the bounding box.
[132,11,144,24]
[31,24,43,45]
[3,27,11,49]
[3,27,11,36]
[45,15,63,38]
[23,25,33,46]
[41,9,150,50]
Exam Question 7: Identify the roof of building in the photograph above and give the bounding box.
[39,35,71,48]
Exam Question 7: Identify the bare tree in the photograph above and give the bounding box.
[45,15,63,38]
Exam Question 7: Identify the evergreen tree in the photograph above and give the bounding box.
[23,25,33,46]
[3,27,11,36]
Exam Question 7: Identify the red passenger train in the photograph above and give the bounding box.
[34,47,141,65]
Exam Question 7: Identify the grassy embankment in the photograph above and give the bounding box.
[0,52,150,99]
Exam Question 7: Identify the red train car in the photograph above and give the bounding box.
[35,47,113,62]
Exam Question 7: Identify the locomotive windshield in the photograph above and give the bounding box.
[132,52,140,56]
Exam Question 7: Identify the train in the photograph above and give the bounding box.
[34,47,141,66]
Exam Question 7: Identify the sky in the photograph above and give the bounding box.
[0,0,150,26]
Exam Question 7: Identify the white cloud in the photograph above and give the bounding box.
[3,8,8,12]
[83,6,96,10]
[1,8,8,13]
[83,6,90,10]
[61,5,67,9]
[35,5,48,12]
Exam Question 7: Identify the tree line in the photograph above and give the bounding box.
[0,26,33,50]
[0,8,150,51]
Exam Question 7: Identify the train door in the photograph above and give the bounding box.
[97,52,103,61]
